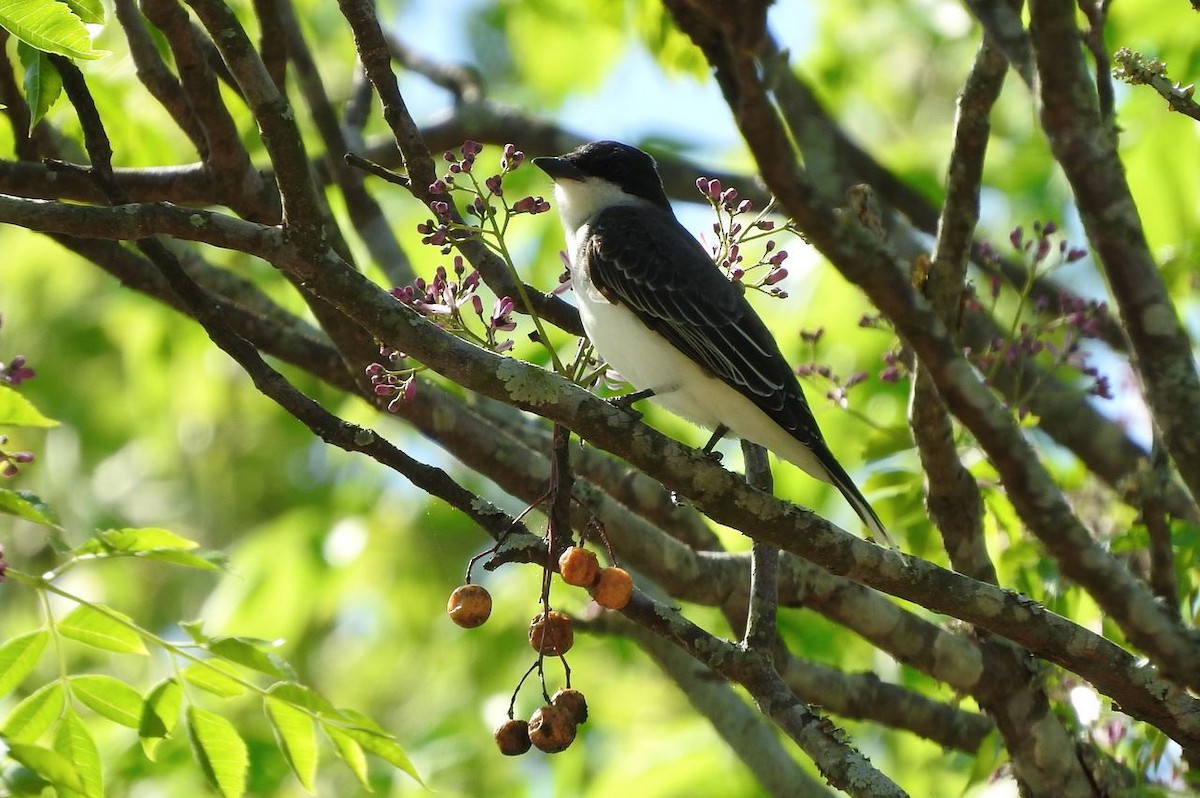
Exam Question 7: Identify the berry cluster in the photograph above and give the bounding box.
[445,546,632,756]
[696,177,793,297]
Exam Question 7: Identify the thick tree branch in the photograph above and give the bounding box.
[1028,0,1200,509]
[620,591,906,797]
[662,0,1200,692]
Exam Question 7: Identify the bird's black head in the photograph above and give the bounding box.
[534,141,672,212]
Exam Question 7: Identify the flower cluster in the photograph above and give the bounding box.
[368,255,518,412]
[954,222,1113,415]
[793,327,870,408]
[416,142,551,255]
[1,354,35,386]
[0,315,37,476]
[696,177,792,297]
[0,436,34,478]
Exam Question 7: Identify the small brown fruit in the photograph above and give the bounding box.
[528,610,574,656]
[551,688,588,725]
[558,546,600,587]
[589,566,633,610]
[447,584,492,628]
[528,704,576,753]
[494,718,532,756]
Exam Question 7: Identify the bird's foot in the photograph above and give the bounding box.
[608,388,655,420]
[700,424,730,462]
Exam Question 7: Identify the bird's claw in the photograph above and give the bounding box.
[607,396,644,420]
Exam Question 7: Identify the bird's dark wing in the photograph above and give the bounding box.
[583,204,827,453]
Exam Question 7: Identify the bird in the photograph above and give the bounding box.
[533,141,890,545]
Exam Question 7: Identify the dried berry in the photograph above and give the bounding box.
[528,704,576,753]
[446,584,492,628]
[551,688,588,725]
[558,546,599,587]
[590,566,633,610]
[494,718,532,756]
[528,610,573,656]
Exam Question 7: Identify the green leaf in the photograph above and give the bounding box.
[78,526,201,554]
[2,741,85,793]
[322,723,371,791]
[179,619,209,644]
[181,660,246,698]
[69,674,143,728]
[266,681,339,719]
[17,40,61,131]
[187,706,248,798]
[265,697,317,792]
[0,0,109,60]
[60,0,103,25]
[52,709,103,798]
[57,604,148,655]
[0,489,61,527]
[0,630,50,697]
[135,548,226,571]
[334,709,421,785]
[2,681,65,743]
[0,385,58,427]
[70,528,225,570]
[138,678,182,760]
[208,637,294,680]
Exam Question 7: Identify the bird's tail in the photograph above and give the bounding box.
[820,453,896,549]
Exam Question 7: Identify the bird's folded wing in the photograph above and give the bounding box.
[583,206,825,451]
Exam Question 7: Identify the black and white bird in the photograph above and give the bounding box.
[534,141,889,544]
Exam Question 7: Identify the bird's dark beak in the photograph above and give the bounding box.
[533,156,585,182]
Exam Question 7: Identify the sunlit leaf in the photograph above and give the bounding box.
[57,605,148,655]
[2,681,65,743]
[181,660,246,698]
[0,489,60,528]
[333,709,421,785]
[266,681,340,718]
[187,706,247,798]
[265,697,317,793]
[322,723,371,791]
[60,0,103,25]
[0,629,49,697]
[0,385,58,427]
[52,709,103,798]
[0,0,109,60]
[70,528,225,570]
[208,637,294,680]
[138,678,182,760]
[84,527,201,553]
[2,741,85,793]
[179,619,209,644]
[136,548,226,571]
[69,675,143,728]
[16,41,61,132]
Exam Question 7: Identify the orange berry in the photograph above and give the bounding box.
[494,718,532,756]
[446,584,492,628]
[528,610,573,656]
[589,566,633,610]
[558,546,600,587]
[528,704,576,753]
[551,688,588,725]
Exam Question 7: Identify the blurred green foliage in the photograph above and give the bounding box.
[2,0,1198,795]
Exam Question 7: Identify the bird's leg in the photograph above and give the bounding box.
[608,387,655,420]
[700,424,730,463]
